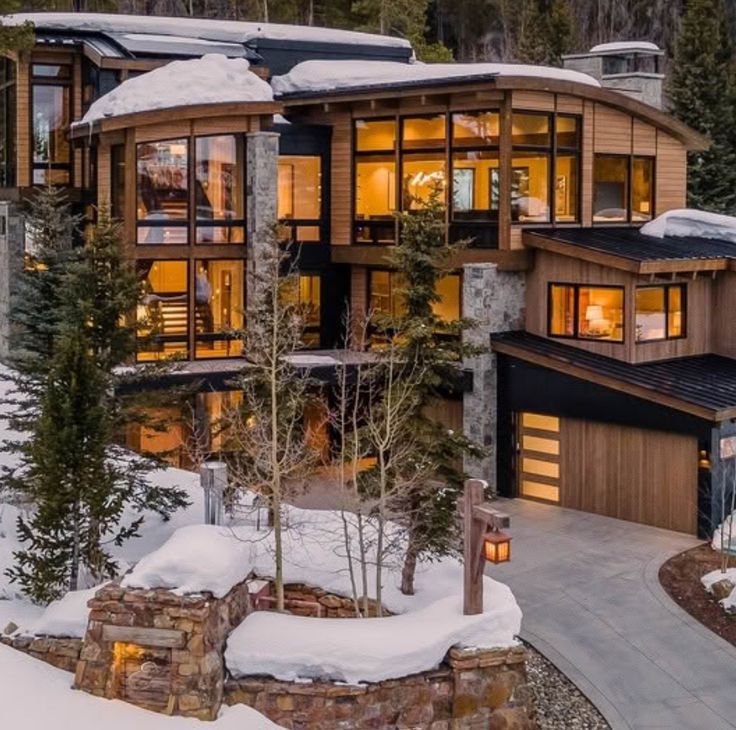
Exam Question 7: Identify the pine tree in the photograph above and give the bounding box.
[3,205,188,603]
[546,0,573,65]
[377,189,484,595]
[516,0,550,64]
[0,3,35,55]
[669,0,736,214]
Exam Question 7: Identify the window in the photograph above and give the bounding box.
[0,58,16,187]
[450,112,500,247]
[284,274,322,348]
[548,283,624,342]
[278,155,322,243]
[354,118,397,244]
[401,116,447,211]
[369,270,460,323]
[31,63,71,185]
[195,259,244,358]
[635,284,685,342]
[554,115,580,223]
[511,113,551,223]
[137,139,189,244]
[137,260,189,361]
[111,144,125,219]
[593,155,654,223]
[195,135,244,244]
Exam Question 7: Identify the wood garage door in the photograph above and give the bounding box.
[559,418,698,534]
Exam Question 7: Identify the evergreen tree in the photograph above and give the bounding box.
[516,0,572,66]
[669,0,736,214]
[3,204,188,603]
[546,0,573,65]
[377,189,483,595]
[0,3,35,55]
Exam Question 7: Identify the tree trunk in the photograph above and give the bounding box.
[401,537,419,595]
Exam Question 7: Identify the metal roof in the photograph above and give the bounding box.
[492,331,736,420]
[526,226,736,262]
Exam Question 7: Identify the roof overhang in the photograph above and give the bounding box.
[70,101,282,138]
[278,74,708,152]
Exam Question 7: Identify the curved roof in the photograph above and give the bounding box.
[74,54,274,129]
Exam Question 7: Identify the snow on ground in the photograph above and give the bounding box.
[272,59,600,97]
[0,643,282,729]
[701,566,736,593]
[226,594,518,684]
[1,12,411,48]
[78,54,273,124]
[712,510,736,554]
[641,209,736,243]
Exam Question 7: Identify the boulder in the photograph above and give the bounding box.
[710,578,735,602]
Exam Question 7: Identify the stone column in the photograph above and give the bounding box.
[245,131,279,326]
[0,201,24,363]
[462,263,525,491]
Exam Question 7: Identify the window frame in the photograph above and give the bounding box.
[0,57,16,187]
[634,283,687,343]
[277,153,324,245]
[547,281,626,343]
[30,62,73,187]
[593,153,656,225]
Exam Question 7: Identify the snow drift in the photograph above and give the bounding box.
[641,209,736,243]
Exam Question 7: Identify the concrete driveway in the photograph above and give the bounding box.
[490,499,736,730]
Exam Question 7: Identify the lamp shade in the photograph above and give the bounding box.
[585,305,604,321]
[483,530,511,564]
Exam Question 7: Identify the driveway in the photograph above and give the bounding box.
[490,499,736,730]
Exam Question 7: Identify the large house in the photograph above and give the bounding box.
[0,12,733,538]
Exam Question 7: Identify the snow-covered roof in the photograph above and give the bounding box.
[76,54,273,126]
[272,59,600,97]
[1,12,412,49]
[589,41,661,54]
[641,209,736,243]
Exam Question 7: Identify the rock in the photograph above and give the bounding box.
[318,595,342,610]
[710,578,735,602]
[2,621,18,636]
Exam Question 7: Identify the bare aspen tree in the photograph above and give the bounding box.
[224,228,320,612]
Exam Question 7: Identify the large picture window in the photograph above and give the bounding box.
[137,139,189,244]
[194,259,244,358]
[195,135,245,244]
[278,155,322,243]
[401,116,447,211]
[549,283,624,342]
[593,154,654,223]
[137,260,189,361]
[369,269,460,323]
[635,284,685,342]
[31,63,71,186]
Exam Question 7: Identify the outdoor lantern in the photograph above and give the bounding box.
[483,529,511,564]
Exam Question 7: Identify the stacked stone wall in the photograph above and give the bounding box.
[225,645,533,730]
[0,633,82,671]
[282,583,386,618]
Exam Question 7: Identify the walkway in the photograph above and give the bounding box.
[491,499,736,730]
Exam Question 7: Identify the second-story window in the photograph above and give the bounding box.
[549,283,624,342]
[195,135,245,244]
[593,154,654,223]
[31,63,71,185]
[354,118,397,244]
[278,155,322,244]
[512,113,551,223]
[400,115,446,211]
[137,138,189,244]
[635,284,685,342]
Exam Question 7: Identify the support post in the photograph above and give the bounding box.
[201,461,228,526]
[463,479,487,615]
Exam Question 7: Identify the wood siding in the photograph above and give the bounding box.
[559,418,698,534]
[655,132,687,213]
[330,113,352,246]
[712,271,736,358]
[526,249,715,363]
[593,104,632,154]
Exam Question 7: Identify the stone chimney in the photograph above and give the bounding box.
[562,41,664,109]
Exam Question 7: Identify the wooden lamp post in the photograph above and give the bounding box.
[461,479,511,615]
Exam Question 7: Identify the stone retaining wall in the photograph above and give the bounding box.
[225,645,533,730]
[0,633,82,672]
[282,583,386,618]
[74,579,253,720]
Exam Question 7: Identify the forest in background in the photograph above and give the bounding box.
[1,0,736,64]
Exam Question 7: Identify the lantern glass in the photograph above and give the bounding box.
[484,531,511,564]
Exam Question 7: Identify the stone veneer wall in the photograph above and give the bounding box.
[225,645,533,730]
[282,583,386,618]
[74,580,253,720]
[0,633,82,672]
[462,263,525,489]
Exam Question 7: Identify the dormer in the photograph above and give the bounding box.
[562,42,665,109]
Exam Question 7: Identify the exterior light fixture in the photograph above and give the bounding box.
[483,529,511,564]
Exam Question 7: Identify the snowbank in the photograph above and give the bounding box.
[589,41,660,54]
[0,642,282,729]
[17,586,99,638]
[712,510,736,554]
[2,12,411,49]
[226,593,520,684]
[272,59,600,97]
[78,54,273,125]
[701,567,736,593]
[640,209,736,244]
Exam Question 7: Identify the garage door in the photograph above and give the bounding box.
[517,412,698,534]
